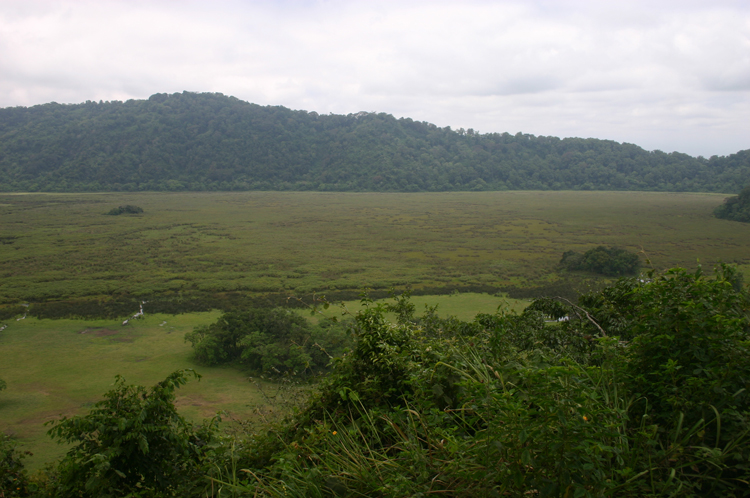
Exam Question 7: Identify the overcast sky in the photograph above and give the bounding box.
[1,0,748,157]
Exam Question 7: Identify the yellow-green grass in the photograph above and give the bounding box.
[1,191,748,305]
[0,311,279,471]
[301,292,530,324]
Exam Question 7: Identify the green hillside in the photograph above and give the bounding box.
[1,91,748,193]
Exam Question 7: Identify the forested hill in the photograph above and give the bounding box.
[1,91,748,193]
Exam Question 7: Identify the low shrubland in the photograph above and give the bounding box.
[3,266,749,497]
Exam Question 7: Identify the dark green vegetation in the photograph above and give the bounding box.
[105,205,143,216]
[185,308,350,375]
[715,185,750,223]
[1,433,31,497]
[45,370,215,497]
[1,92,748,193]
[560,246,640,276]
[2,191,749,315]
[232,267,750,497]
[5,266,749,496]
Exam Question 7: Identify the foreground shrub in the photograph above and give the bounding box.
[218,268,749,497]
[0,433,32,497]
[44,370,216,497]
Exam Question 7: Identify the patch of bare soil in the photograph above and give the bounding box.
[93,328,119,336]
[78,328,134,342]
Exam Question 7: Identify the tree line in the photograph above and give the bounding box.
[1,91,748,193]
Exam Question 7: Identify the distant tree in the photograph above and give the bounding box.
[714,185,750,222]
[105,204,143,215]
[561,246,640,276]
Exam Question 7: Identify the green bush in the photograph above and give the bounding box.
[220,268,749,497]
[185,308,349,376]
[0,434,32,497]
[561,246,640,276]
[105,204,143,215]
[45,370,216,497]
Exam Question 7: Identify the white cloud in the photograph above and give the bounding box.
[0,0,748,156]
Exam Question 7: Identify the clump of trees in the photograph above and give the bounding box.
[105,204,143,216]
[560,245,640,276]
[714,185,750,222]
[184,307,350,376]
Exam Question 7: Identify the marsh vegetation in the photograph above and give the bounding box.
[1,191,747,313]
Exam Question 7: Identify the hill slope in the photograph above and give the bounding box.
[1,91,748,192]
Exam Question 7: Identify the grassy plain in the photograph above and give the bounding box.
[0,311,268,470]
[1,190,749,470]
[1,191,747,306]
[304,292,530,323]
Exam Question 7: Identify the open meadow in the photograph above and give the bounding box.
[2,190,750,472]
[1,190,747,307]
[0,311,260,470]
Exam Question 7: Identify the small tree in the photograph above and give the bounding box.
[46,370,215,497]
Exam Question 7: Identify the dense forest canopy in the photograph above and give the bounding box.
[1,91,748,193]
